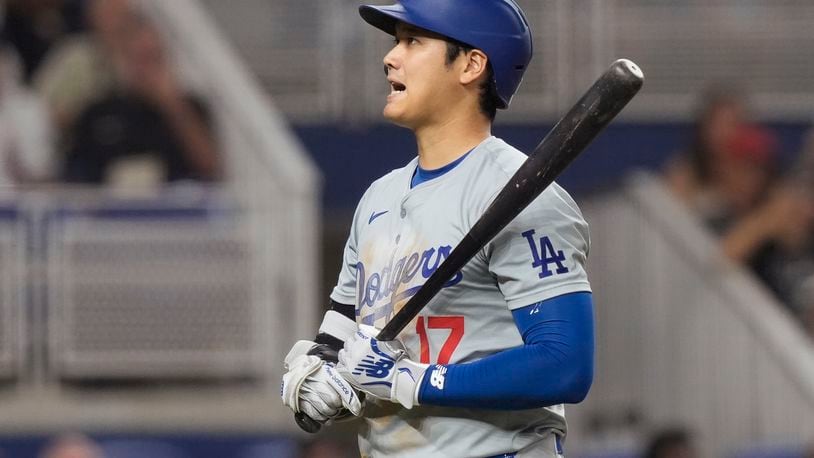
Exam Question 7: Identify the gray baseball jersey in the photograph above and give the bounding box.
[331,136,590,458]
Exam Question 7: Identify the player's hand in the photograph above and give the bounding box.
[336,325,428,409]
[281,340,362,422]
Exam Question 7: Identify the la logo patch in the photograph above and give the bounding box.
[522,229,569,279]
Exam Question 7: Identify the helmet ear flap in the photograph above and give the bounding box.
[359,0,533,109]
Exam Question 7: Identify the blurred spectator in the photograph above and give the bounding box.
[712,126,814,333]
[33,0,135,136]
[62,12,220,186]
[772,128,814,336]
[0,45,57,184]
[666,85,814,336]
[704,123,783,234]
[670,119,792,259]
[40,433,104,458]
[1,0,85,83]
[664,85,748,210]
[697,124,814,330]
[642,428,697,458]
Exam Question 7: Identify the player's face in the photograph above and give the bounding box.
[382,23,462,129]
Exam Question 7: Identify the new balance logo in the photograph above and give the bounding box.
[352,340,395,379]
[429,365,447,390]
[325,365,352,397]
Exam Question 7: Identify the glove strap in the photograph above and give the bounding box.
[319,310,357,341]
[394,359,429,409]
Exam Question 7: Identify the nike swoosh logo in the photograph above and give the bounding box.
[368,210,389,224]
[398,367,415,382]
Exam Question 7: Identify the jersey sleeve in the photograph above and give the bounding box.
[329,189,370,307]
[486,185,591,310]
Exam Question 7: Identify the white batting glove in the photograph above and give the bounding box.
[336,324,429,409]
[281,340,362,422]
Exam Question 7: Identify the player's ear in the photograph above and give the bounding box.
[459,49,488,86]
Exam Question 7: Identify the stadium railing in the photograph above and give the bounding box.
[0,0,320,433]
[0,187,310,432]
[0,198,25,381]
[570,172,814,457]
[44,189,258,380]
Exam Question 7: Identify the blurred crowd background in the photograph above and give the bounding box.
[0,0,812,457]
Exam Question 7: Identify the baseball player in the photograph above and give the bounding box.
[281,1,595,457]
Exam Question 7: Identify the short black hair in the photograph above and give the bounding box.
[445,40,499,122]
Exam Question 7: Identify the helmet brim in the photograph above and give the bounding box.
[359,4,409,36]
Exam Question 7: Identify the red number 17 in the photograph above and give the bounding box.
[416,315,464,364]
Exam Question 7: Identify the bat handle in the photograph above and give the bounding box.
[292,344,340,434]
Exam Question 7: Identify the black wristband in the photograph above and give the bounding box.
[312,300,355,352]
[330,300,355,321]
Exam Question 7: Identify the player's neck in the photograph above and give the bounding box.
[414,114,491,170]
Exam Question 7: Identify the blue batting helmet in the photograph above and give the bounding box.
[359,0,533,109]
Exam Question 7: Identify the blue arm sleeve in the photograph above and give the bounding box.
[417,291,594,409]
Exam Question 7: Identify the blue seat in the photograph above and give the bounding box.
[239,439,300,458]
[729,442,807,458]
[100,439,188,458]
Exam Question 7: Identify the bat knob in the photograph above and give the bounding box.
[307,344,339,362]
[295,412,323,433]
